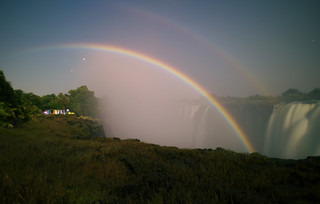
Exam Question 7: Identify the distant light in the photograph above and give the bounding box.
[82,57,86,61]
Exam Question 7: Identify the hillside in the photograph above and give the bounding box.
[0,116,319,203]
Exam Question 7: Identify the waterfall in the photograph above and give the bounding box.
[176,103,247,152]
[103,96,320,159]
[178,100,320,158]
[264,101,320,159]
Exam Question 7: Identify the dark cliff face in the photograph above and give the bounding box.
[223,103,274,153]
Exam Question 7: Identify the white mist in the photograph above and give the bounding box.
[80,52,246,151]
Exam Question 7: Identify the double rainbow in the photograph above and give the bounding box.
[33,43,256,153]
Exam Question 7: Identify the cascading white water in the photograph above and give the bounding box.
[82,52,249,152]
[264,101,320,159]
[175,102,247,152]
[103,100,248,152]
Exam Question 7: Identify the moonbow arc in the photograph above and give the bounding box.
[39,43,256,153]
[123,6,270,95]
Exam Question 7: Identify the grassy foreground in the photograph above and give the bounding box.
[0,116,319,203]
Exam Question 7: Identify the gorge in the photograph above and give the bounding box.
[103,98,320,159]
[176,100,320,159]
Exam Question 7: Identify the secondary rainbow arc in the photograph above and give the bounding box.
[123,6,270,95]
[51,43,256,153]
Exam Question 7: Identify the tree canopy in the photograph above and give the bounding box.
[0,70,100,127]
[1,71,42,127]
[0,70,16,106]
[281,88,303,97]
[68,86,99,118]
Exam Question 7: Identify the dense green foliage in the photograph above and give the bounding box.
[0,116,319,203]
[0,70,16,106]
[0,70,99,127]
[41,86,98,117]
[0,71,42,127]
[41,94,60,110]
[68,85,99,117]
[0,70,19,127]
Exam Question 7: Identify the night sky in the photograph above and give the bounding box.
[1,0,319,97]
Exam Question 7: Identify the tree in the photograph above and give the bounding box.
[0,70,17,106]
[12,90,42,121]
[41,94,59,110]
[22,92,43,108]
[0,70,17,127]
[0,71,41,126]
[56,93,70,110]
[281,88,304,97]
[68,85,98,117]
[308,88,320,96]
